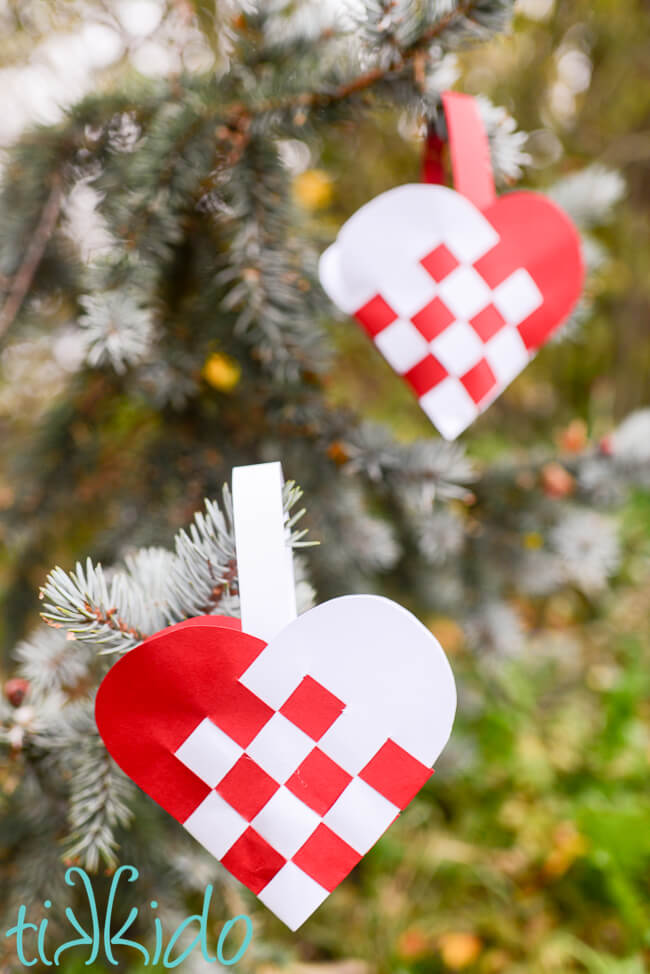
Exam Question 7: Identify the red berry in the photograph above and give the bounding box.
[4,678,29,708]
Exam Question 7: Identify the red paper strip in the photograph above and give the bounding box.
[431,91,496,211]
[421,129,446,186]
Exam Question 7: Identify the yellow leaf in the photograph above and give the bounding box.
[523,531,543,550]
[202,353,241,392]
[293,169,334,210]
[438,932,482,969]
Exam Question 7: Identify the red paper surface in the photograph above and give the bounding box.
[441,90,496,210]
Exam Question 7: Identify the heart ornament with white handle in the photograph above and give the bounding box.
[319,92,584,440]
[96,463,456,930]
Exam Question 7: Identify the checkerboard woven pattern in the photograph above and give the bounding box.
[173,673,432,929]
[354,242,543,440]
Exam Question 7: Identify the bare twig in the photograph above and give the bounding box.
[0,172,64,341]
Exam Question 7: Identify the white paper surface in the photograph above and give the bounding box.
[232,462,297,642]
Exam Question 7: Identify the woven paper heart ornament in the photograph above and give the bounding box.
[319,92,584,440]
[96,464,456,931]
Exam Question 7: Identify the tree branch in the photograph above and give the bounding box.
[217,2,477,159]
[0,172,64,342]
[262,0,476,115]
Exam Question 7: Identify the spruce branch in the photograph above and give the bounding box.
[251,0,512,116]
[31,703,134,872]
[39,481,314,654]
[215,133,329,379]
[548,164,626,229]
[168,489,239,619]
[202,1,512,161]
[40,558,149,653]
[0,171,64,341]
[14,629,92,699]
[77,290,156,373]
[64,736,134,872]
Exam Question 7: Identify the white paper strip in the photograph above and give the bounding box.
[232,461,297,642]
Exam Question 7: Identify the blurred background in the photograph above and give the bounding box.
[0,1,649,972]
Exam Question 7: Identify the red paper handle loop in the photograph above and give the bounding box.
[422,91,496,211]
[421,130,446,187]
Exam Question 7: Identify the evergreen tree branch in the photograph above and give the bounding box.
[249,0,507,116]
[215,133,328,379]
[39,481,314,653]
[64,735,134,871]
[0,172,64,341]
[30,703,134,871]
[40,558,149,653]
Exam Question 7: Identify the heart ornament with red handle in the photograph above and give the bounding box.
[96,463,456,930]
[319,92,584,440]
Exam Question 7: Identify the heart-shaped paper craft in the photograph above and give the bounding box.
[96,596,455,930]
[320,183,584,440]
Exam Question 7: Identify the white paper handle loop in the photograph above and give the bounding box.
[232,462,297,642]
